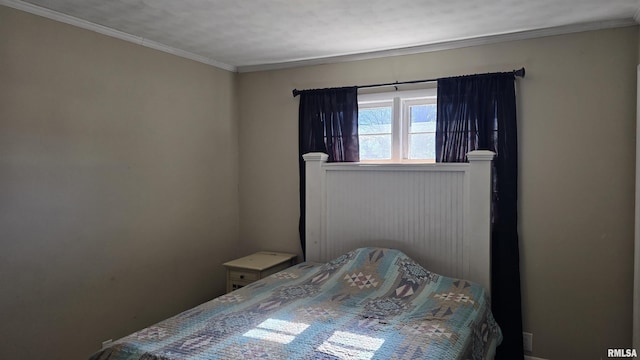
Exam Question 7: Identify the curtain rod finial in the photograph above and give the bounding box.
[514,68,525,78]
[292,89,300,97]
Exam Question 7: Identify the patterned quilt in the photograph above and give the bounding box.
[89,248,502,360]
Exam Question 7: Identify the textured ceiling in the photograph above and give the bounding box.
[5,0,640,71]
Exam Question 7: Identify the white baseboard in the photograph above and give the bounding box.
[525,356,549,360]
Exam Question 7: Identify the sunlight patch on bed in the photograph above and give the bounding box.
[316,331,385,360]
[243,318,309,344]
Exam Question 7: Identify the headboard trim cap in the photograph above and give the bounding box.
[303,152,329,162]
[466,150,496,161]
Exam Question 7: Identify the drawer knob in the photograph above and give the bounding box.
[240,275,245,279]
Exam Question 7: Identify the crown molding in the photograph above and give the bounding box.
[0,0,237,72]
[237,18,637,73]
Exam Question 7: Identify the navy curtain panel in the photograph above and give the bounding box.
[298,87,359,257]
[436,73,524,359]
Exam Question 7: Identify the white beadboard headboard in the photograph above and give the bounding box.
[303,151,494,293]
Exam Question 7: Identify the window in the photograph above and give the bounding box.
[358,88,436,162]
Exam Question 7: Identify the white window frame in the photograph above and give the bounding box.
[358,88,437,163]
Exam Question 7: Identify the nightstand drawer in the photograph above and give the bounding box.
[229,270,259,282]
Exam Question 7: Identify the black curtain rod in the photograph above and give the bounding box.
[292,67,525,97]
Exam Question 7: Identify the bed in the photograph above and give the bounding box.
[90,247,501,360]
[89,150,501,359]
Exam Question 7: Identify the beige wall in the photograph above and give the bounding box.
[0,6,239,359]
[238,27,637,359]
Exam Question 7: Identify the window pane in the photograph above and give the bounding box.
[409,133,435,160]
[359,106,392,160]
[408,103,436,160]
[359,107,392,135]
[409,104,436,133]
[359,134,392,160]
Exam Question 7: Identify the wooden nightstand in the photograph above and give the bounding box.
[223,251,297,293]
